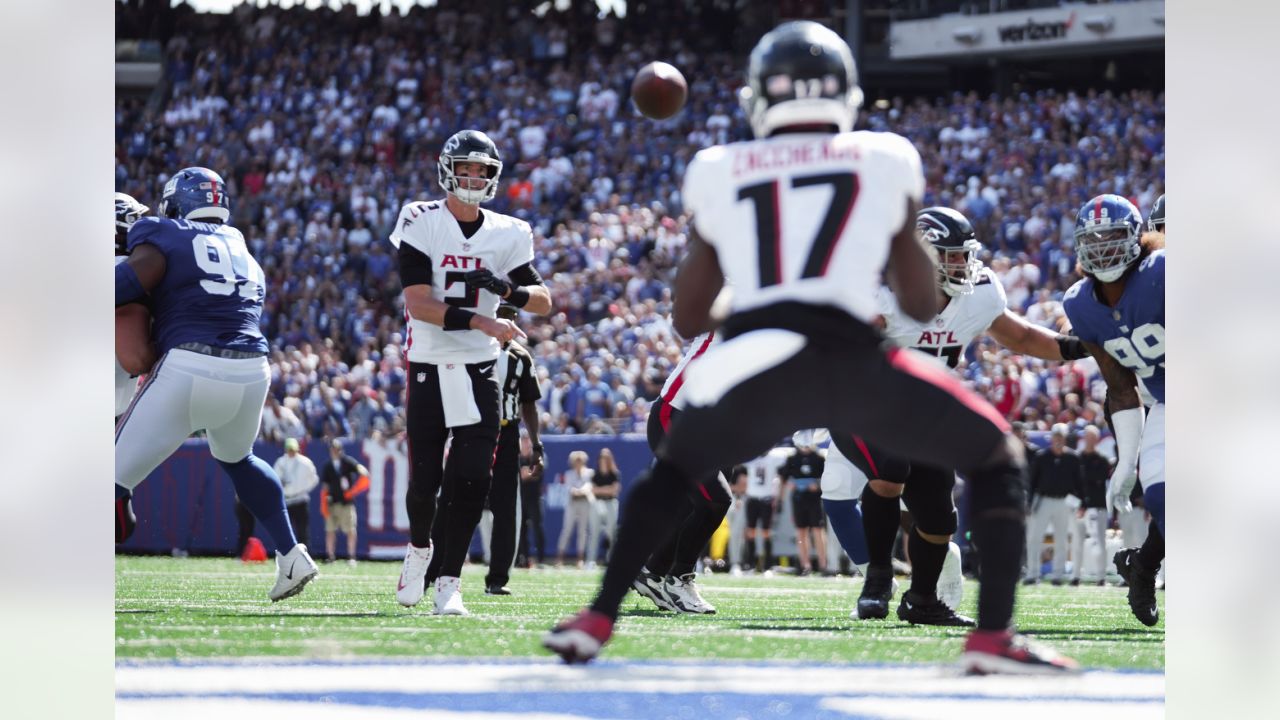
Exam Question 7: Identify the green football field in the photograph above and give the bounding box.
[115,556,1163,670]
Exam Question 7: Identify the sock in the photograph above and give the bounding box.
[971,514,1023,631]
[762,537,774,569]
[743,536,757,570]
[861,486,901,566]
[906,526,947,598]
[1137,520,1165,571]
[822,498,868,566]
[1143,483,1165,536]
[590,460,692,619]
[218,455,297,552]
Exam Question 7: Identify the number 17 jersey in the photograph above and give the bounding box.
[126,216,267,355]
[681,130,924,324]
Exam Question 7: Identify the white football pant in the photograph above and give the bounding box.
[116,349,270,490]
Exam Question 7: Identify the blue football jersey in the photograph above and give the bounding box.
[127,217,268,355]
[1063,249,1165,403]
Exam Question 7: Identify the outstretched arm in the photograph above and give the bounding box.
[987,310,1089,362]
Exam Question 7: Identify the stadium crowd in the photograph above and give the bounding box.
[115,2,1163,445]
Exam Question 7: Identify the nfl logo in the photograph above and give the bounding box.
[417,372,426,383]
[446,364,455,370]
[462,243,471,252]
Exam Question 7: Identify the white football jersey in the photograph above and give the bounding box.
[878,266,1007,369]
[682,131,924,324]
[389,200,535,364]
[743,447,789,500]
[115,255,140,417]
[659,332,717,411]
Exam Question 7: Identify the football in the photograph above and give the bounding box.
[631,61,688,120]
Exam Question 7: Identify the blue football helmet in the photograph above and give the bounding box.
[1073,194,1143,283]
[159,167,231,223]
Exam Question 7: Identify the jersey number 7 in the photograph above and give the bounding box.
[737,172,860,288]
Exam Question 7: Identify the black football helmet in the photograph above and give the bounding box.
[739,21,863,138]
[917,207,983,297]
[115,192,149,255]
[438,130,503,205]
[1147,193,1165,233]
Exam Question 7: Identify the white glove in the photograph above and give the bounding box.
[1106,465,1137,516]
[1105,406,1146,517]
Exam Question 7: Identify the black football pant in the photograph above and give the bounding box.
[591,322,1026,632]
[644,399,733,577]
[287,501,311,549]
[403,360,500,583]
[485,422,521,588]
[519,480,546,565]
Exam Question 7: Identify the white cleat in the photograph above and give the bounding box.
[938,541,965,610]
[434,576,470,616]
[632,568,678,611]
[269,543,318,602]
[663,573,716,614]
[396,543,433,607]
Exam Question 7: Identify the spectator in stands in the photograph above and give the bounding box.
[585,448,622,568]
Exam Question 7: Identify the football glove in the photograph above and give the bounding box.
[463,268,512,298]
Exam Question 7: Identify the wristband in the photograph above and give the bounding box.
[1056,335,1088,361]
[443,306,477,331]
[531,442,543,453]
[506,286,531,308]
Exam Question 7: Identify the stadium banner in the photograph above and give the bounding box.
[888,0,1164,60]
[118,435,656,559]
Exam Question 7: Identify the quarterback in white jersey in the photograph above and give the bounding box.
[547,21,1078,674]
[390,129,551,616]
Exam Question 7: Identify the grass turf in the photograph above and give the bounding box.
[115,556,1163,669]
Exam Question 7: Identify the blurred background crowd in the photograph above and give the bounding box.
[115,0,1164,445]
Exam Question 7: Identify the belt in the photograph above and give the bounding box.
[176,342,267,360]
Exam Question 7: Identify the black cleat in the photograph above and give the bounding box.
[115,493,137,544]
[485,585,512,595]
[1113,548,1159,626]
[896,590,976,627]
[856,564,895,620]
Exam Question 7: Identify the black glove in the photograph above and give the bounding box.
[463,269,512,298]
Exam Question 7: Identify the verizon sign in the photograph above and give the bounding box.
[889,0,1163,60]
[997,13,1075,44]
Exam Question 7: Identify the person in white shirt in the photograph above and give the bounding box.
[274,438,319,548]
[557,450,595,567]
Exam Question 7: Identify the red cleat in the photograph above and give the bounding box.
[542,609,614,664]
[961,628,1082,676]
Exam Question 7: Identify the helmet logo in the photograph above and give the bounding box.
[917,215,950,243]
[443,135,461,153]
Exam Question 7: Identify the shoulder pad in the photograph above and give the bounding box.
[125,216,169,253]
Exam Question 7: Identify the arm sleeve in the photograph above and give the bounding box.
[507,262,544,287]
[398,242,433,288]
[517,353,542,402]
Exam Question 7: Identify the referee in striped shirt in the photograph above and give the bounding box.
[485,303,544,595]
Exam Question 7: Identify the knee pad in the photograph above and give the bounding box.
[901,474,958,536]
